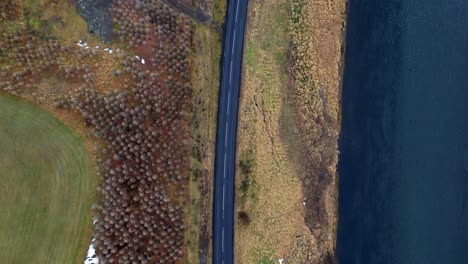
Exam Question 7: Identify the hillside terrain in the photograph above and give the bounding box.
[235,0,347,263]
[0,0,224,263]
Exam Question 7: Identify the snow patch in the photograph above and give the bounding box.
[77,40,88,48]
[84,217,99,264]
[84,244,99,264]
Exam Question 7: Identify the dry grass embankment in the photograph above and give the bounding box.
[235,0,306,263]
[236,0,347,263]
[185,0,225,263]
[287,0,346,262]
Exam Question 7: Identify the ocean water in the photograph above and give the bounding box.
[337,1,468,263]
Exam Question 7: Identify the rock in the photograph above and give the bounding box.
[74,0,114,43]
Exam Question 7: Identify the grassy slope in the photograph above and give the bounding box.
[0,95,96,264]
[237,0,347,262]
[235,0,306,263]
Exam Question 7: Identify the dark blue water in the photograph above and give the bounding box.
[337,1,468,263]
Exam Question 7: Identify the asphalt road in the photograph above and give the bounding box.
[212,0,249,263]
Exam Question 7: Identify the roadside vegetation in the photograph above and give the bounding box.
[236,0,347,263]
[186,0,226,262]
[235,0,306,263]
[286,0,346,262]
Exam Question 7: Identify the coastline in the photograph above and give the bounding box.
[287,0,348,261]
[234,0,348,262]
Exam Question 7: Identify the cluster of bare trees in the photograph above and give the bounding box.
[72,71,190,262]
[0,0,194,262]
[70,1,193,263]
[0,1,20,22]
[112,0,191,47]
[0,33,97,95]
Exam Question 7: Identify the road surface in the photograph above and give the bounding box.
[212,0,249,263]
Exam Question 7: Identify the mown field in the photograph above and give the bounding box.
[0,95,96,264]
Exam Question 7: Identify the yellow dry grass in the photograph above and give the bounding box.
[184,0,227,261]
[185,23,222,264]
[234,0,309,263]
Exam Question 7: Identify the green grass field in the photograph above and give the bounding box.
[0,96,96,263]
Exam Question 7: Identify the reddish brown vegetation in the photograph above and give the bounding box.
[0,1,20,21]
[0,0,195,263]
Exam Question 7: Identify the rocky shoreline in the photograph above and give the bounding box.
[286,0,347,262]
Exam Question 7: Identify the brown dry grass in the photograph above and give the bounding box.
[236,0,347,263]
[185,0,225,263]
[235,0,311,263]
[185,23,222,264]
[286,0,346,262]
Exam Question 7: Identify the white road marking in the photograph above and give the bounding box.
[227,91,231,115]
[225,128,228,147]
[232,36,236,55]
[222,229,225,252]
[216,1,245,261]
[222,183,226,213]
[229,60,233,85]
[236,0,240,22]
[224,153,227,178]
[222,186,225,210]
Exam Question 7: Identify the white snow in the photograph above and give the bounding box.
[84,244,99,264]
[279,258,284,264]
[76,40,89,48]
[141,58,145,64]
[84,217,99,264]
